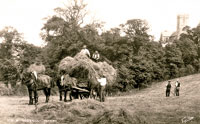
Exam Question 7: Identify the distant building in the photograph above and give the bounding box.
[176,14,189,38]
[160,30,172,44]
[160,14,190,47]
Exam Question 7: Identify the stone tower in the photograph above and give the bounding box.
[177,14,189,38]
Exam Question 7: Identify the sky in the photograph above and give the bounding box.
[0,0,200,46]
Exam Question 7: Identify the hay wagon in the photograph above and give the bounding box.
[58,52,117,100]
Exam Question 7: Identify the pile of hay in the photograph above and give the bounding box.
[27,63,46,74]
[31,100,145,124]
[89,108,135,124]
[34,99,106,123]
[58,52,117,87]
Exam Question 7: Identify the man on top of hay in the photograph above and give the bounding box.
[80,45,90,58]
[58,50,117,102]
[92,50,100,62]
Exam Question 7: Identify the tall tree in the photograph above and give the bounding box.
[120,19,150,54]
[41,0,105,71]
[0,27,24,86]
[0,26,23,59]
[41,0,89,67]
[164,44,183,78]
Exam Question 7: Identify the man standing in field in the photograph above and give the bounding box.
[97,75,107,102]
[174,79,181,96]
[166,80,171,97]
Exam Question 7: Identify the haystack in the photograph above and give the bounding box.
[27,63,46,74]
[58,52,117,87]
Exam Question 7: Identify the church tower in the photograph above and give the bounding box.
[177,14,189,38]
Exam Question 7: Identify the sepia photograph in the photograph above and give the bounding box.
[0,0,200,123]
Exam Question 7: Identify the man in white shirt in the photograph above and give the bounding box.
[92,51,100,62]
[80,45,90,57]
[97,76,107,102]
[175,80,180,96]
[97,77,107,86]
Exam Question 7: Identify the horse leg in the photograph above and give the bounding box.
[89,90,93,99]
[64,90,67,102]
[76,89,79,99]
[43,88,49,103]
[69,90,72,101]
[92,90,97,99]
[79,93,83,100]
[28,89,33,105]
[47,88,51,102]
[34,90,38,104]
[59,90,62,101]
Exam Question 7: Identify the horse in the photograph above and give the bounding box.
[57,74,101,101]
[56,74,77,102]
[21,71,54,105]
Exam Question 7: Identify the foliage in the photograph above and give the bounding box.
[0,59,18,86]
[3,0,200,94]
[0,27,42,87]
[120,19,150,54]
[175,39,198,66]
[40,0,200,92]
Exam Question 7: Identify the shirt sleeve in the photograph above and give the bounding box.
[86,49,90,57]
[97,54,100,59]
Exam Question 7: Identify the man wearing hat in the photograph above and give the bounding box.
[97,75,107,102]
[92,50,100,62]
[166,80,171,97]
[175,79,181,96]
[80,45,90,57]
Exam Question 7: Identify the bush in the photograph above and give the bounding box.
[0,82,12,96]
[186,65,195,74]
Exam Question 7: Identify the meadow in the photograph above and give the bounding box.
[1,74,200,124]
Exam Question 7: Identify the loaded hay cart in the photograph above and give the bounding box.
[58,52,117,100]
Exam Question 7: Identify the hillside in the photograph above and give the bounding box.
[1,74,200,124]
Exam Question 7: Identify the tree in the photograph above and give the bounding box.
[164,44,183,78]
[0,27,24,86]
[41,0,89,65]
[175,39,198,66]
[41,0,106,72]
[0,26,24,59]
[120,19,150,54]
[137,42,166,80]
[0,26,42,86]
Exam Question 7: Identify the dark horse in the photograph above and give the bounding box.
[22,71,54,105]
[56,74,77,102]
[57,74,99,101]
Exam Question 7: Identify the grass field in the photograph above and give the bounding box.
[1,74,200,124]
